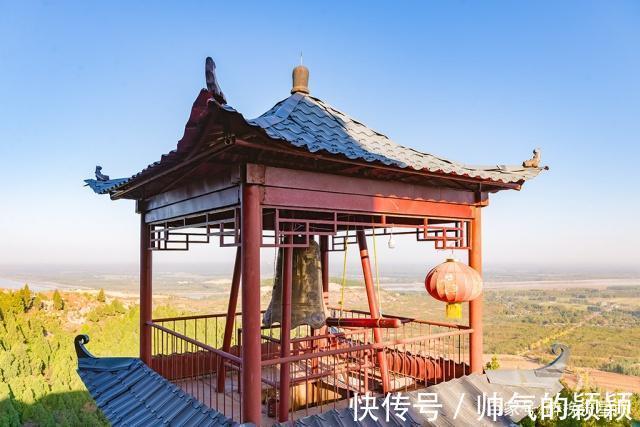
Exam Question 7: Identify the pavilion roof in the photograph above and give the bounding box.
[244,93,545,184]
[85,79,547,198]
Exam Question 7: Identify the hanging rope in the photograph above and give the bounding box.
[272,242,279,285]
[339,226,349,317]
[372,225,382,316]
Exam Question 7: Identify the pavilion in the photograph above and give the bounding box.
[77,58,564,426]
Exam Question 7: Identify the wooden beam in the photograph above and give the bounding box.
[144,187,240,223]
[248,164,487,206]
[145,167,240,211]
[262,187,475,219]
[325,317,401,328]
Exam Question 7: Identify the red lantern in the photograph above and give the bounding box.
[425,258,483,319]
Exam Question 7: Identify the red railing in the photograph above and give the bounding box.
[258,308,471,421]
[149,308,471,423]
[149,312,245,422]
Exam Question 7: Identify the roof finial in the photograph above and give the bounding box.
[291,59,309,95]
[205,57,226,104]
[522,148,541,168]
[95,166,110,181]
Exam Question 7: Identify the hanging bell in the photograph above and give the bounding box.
[263,239,327,329]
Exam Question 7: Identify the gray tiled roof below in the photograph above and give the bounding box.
[288,372,563,427]
[77,357,236,427]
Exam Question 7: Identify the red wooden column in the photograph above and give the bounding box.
[139,214,152,365]
[356,230,390,394]
[468,207,483,373]
[278,239,293,422]
[241,184,262,425]
[217,247,241,392]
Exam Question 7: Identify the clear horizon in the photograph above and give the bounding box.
[1,259,638,277]
[1,1,639,269]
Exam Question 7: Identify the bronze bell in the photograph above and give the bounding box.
[291,65,310,95]
[263,239,327,329]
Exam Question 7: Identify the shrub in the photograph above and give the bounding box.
[485,354,500,370]
[52,291,64,311]
[19,285,32,311]
[110,300,125,314]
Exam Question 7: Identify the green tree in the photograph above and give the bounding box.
[0,382,20,427]
[110,300,125,314]
[19,285,32,311]
[32,294,42,311]
[8,291,25,314]
[21,402,55,426]
[96,289,105,303]
[52,291,64,311]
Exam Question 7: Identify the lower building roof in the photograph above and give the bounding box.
[287,345,568,427]
[75,335,236,427]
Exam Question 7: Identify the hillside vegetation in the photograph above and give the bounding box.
[1,285,639,426]
[0,287,185,426]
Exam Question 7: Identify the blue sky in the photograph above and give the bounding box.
[0,1,638,271]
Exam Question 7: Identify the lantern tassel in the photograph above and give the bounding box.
[446,303,462,319]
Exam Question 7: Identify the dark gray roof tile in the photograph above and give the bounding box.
[289,370,563,427]
[77,356,237,426]
[248,93,546,185]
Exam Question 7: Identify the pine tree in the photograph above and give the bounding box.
[9,291,25,314]
[97,289,106,303]
[20,285,32,311]
[32,295,42,311]
[52,291,64,311]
